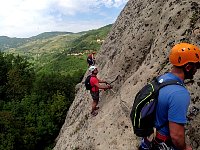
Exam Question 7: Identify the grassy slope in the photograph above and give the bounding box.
[69,24,112,52]
[35,53,88,75]
[7,34,82,56]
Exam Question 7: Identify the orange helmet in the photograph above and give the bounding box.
[169,43,200,66]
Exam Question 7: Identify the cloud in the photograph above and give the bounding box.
[53,0,128,15]
[0,0,128,37]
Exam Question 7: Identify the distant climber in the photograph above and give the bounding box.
[139,43,200,150]
[88,66,112,116]
[87,52,96,67]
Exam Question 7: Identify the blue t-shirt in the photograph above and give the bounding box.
[155,73,190,136]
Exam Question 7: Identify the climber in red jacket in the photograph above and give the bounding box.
[88,66,112,116]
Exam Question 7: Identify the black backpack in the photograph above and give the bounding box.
[130,77,183,137]
[85,75,92,90]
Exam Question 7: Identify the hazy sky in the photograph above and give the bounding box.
[0,0,128,38]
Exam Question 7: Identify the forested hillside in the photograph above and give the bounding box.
[0,52,83,150]
[0,24,112,150]
[0,36,28,51]
[69,24,112,52]
[2,24,112,75]
[0,32,72,51]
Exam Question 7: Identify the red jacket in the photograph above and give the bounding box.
[90,76,99,92]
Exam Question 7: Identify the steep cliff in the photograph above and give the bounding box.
[54,0,200,149]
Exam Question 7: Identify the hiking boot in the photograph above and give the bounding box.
[91,111,98,117]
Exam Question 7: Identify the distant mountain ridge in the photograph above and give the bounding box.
[0,32,74,51]
[30,31,74,40]
[0,25,112,52]
[0,36,28,51]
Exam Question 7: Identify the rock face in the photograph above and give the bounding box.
[54,0,200,149]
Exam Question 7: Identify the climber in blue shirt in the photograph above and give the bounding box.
[139,43,200,150]
[154,43,200,150]
[156,72,190,136]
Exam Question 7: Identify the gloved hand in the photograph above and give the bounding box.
[107,84,112,89]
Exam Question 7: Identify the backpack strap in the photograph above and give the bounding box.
[158,80,184,89]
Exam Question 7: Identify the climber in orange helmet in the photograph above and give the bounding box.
[139,43,200,150]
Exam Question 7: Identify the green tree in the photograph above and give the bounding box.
[6,55,35,101]
[0,52,8,100]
